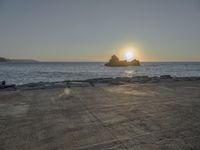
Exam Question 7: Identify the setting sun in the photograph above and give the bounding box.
[125,50,135,62]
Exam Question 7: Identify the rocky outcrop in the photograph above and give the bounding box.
[105,55,140,67]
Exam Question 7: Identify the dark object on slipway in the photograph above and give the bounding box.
[105,55,140,67]
[1,81,6,86]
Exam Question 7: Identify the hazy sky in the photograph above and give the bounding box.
[0,0,200,61]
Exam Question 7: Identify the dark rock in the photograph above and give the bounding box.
[178,77,200,81]
[105,55,140,67]
[173,77,180,81]
[188,77,200,81]
[160,75,172,79]
[67,82,91,87]
[110,81,124,85]
[149,76,160,83]
[66,81,71,88]
[89,81,95,87]
[131,76,151,83]
[106,55,119,66]
[89,78,113,83]
[172,77,199,81]
[1,81,6,85]
[114,77,131,82]
[0,84,16,90]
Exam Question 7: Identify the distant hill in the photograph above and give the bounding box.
[0,57,9,62]
[0,57,38,62]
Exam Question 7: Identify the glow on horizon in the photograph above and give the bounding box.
[117,46,141,61]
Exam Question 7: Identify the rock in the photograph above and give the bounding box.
[173,77,180,81]
[1,81,6,85]
[131,76,151,83]
[66,81,71,88]
[67,82,91,87]
[106,55,119,66]
[88,81,95,87]
[184,77,196,81]
[160,75,172,79]
[187,77,200,81]
[114,77,131,82]
[110,80,124,85]
[96,78,113,83]
[105,55,140,67]
[0,84,16,90]
[149,76,160,83]
[173,77,188,81]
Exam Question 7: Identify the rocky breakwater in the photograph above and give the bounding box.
[1,75,200,91]
[86,75,200,85]
[105,55,140,67]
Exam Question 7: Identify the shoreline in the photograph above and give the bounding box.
[1,75,200,91]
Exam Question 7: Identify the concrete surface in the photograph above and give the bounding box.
[0,81,200,150]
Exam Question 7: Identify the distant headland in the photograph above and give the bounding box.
[0,57,38,63]
[105,55,140,67]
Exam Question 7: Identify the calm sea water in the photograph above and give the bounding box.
[0,62,200,85]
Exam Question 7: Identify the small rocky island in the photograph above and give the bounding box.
[105,55,140,67]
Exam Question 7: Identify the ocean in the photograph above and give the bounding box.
[0,62,200,85]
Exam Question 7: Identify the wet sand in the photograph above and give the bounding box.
[0,80,200,149]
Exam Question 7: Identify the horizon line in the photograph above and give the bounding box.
[14,60,200,63]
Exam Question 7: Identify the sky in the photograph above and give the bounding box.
[0,0,200,62]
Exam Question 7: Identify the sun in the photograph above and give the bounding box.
[125,50,135,62]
